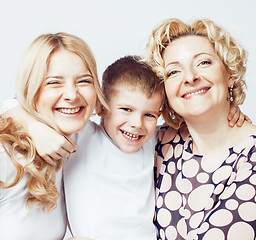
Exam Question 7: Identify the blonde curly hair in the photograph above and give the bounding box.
[147,18,247,129]
[0,117,61,212]
[0,32,106,212]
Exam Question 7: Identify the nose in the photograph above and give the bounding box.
[129,114,143,129]
[184,68,199,85]
[63,83,78,101]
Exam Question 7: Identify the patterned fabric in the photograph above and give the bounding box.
[154,124,256,240]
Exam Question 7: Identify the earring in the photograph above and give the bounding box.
[170,110,176,120]
[229,85,233,102]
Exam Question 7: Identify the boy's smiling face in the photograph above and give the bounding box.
[103,85,162,153]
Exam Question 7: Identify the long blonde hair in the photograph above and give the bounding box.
[1,32,107,212]
[16,32,107,127]
[0,117,61,211]
[147,18,247,129]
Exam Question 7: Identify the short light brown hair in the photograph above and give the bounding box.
[102,55,164,104]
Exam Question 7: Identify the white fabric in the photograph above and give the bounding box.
[64,120,157,240]
[0,98,19,115]
[0,143,67,240]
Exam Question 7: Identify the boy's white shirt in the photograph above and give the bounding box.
[65,120,157,240]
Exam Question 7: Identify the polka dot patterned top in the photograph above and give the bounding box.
[154,124,256,240]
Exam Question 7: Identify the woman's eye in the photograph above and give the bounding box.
[199,60,211,66]
[167,70,179,77]
[46,80,61,85]
[77,79,93,84]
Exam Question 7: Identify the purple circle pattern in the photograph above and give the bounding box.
[154,125,256,240]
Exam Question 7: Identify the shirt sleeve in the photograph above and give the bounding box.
[0,99,20,115]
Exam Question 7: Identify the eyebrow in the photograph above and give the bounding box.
[165,61,179,67]
[165,52,214,67]
[194,52,213,58]
[45,73,93,80]
[117,103,132,108]
[76,73,93,79]
[118,104,160,113]
[45,75,63,80]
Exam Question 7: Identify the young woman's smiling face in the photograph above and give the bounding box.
[36,49,97,135]
[163,35,231,122]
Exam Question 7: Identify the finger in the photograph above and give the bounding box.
[63,136,78,153]
[245,115,252,123]
[228,110,240,127]
[228,105,237,121]
[236,112,245,127]
[48,152,63,161]
[59,147,73,158]
[42,155,57,166]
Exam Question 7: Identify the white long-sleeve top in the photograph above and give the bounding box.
[0,143,67,240]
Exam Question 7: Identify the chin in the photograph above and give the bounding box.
[61,128,80,136]
[121,146,140,153]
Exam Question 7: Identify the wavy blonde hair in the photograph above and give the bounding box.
[0,117,62,212]
[16,32,107,125]
[1,32,107,212]
[147,18,247,129]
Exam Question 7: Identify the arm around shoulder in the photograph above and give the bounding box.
[1,99,77,165]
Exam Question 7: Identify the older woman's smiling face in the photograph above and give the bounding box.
[36,49,97,136]
[163,35,231,122]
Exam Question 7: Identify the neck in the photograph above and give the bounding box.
[184,109,241,155]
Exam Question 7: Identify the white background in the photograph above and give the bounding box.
[1,0,256,123]
[0,0,255,238]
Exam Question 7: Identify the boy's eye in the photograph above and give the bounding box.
[120,107,132,112]
[145,113,156,118]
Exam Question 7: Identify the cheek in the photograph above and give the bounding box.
[35,92,51,114]
[36,86,60,108]
[164,80,177,98]
[80,87,97,104]
[103,113,115,128]
[146,121,157,136]
[164,84,177,109]
[89,90,97,103]
[103,115,118,140]
[211,72,230,93]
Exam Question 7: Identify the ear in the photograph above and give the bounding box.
[228,75,235,87]
[96,103,107,117]
[157,111,162,118]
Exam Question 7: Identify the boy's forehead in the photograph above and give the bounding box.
[114,83,163,99]
[111,84,163,111]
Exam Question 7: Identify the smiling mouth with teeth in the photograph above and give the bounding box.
[183,88,209,98]
[57,107,82,114]
[121,130,142,141]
